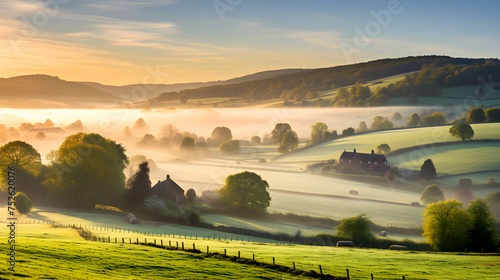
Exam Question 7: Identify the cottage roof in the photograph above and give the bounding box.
[340,150,387,163]
[151,175,184,196]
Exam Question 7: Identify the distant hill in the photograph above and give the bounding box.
[0,75,120,108]
[0,69,303,108]
[140,56,497,107]
[83,68,305,101]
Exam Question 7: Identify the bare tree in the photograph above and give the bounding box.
[159,124,179,140]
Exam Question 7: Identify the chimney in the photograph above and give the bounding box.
[167,174,170,180]
[353,148,356,153]
[371,150,374,154]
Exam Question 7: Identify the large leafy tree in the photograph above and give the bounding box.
[423,199,470,251]
[336,214,374,243]
[421,184,444,205]
[44,133,128,208]
[485,192,500,219]
[405,113,420,128]
[0,141,42,190]
[466,198,497,252]
[418,112,447,126]
[179,136,195,151]
[485,108,500,122]
[420,159,437,181]
[467,108,486,123]
[218,171,271,214]
[376,143,391,154]
[271,123,292,143]
[125,161,151,205]
[310,122,328,144]
[210,127,232,144]
[449,123,474,141]
[219,140,241,154]
[278,130,299,153]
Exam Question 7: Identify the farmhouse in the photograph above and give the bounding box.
[339,149,389,174]
[151,175,184,205]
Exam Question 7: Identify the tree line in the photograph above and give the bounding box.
[147,56,494,105]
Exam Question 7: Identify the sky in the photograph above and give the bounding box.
[0,0,499,85]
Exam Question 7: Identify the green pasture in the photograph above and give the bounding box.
[439,171,499,186]
[276,123,500,165]
[388,142,500,175]
[1,223,499,280]
[0,224,300,280]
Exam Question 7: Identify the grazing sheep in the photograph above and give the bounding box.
[379,231,387,237]
[336,241,354,247]
[389,245,409,250]
[349,190,359,195]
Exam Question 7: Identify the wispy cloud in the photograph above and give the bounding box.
[1,0,45,16]
[283,31,343,49]
[81,0,178,11]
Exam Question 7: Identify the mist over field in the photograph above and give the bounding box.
[2,1,500,278]
[0,106,435,155]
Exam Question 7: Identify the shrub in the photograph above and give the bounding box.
[144,196,168,218]
[486,177,498,185]
[421,184,444,205]
[336,214,374,243]
[14,192,33,214]
[219,140,241,154]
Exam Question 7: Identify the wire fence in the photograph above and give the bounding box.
[13,219,432,280]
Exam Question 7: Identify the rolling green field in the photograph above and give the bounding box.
[0,224,302,280]
[277,123,500,172]
[1,222,499,280]
[388,142,500,175]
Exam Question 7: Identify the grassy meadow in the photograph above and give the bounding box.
[277,123,500,182]
[388,142,500,175]
[0,224,303,280]
[1,221,499,280]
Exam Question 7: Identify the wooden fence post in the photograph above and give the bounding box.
[136,238,139,244]
[347,269,350,280]
[253,254,255,261]
[207,246,209,254]
[224,249,226,257]
[293,262,295,270]
[273,257,275,265]
[193,243,195,250]
[371,273,374,280]
[182,242,184,250]
[319,265,323,277]
[238,251,240,258]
